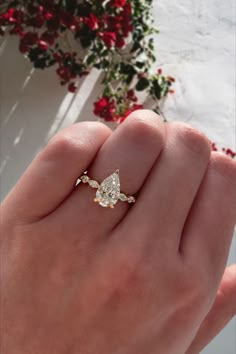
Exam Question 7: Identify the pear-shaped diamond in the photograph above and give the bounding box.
[95,170,120,208]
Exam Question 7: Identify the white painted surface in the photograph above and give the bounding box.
[0,1,235,353]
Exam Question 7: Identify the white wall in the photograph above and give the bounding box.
[0,1,235,353]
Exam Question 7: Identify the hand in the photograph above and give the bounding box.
[1,110,236,354]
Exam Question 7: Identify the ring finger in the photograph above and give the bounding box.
[53,110,166,237]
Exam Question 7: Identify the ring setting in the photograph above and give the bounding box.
[79,169,136,208]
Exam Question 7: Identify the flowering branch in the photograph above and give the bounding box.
[0,0,173,122]
[0,1,235,158]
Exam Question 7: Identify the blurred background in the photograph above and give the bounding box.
[0,1,235,352]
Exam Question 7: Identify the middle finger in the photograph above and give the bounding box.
[121,122,211,251]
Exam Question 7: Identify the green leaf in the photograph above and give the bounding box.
[100,59,109,68]
[136,77,149,91]
[103,85,112,96]
[119,63,137,84]
[135,61,145,69]
[94,63,101,69]
[152,79,162,99]
[131,41,141,53]
[71,62,84,75]
[86,53,96,65]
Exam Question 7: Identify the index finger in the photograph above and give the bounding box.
[2,121,111,223]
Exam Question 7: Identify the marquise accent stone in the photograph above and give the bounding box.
[119,193,128,201]
[88,179,99,188]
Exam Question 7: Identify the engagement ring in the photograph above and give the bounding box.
[79,169,136,209]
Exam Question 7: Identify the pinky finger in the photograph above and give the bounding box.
[186,264,236,354]
[181,152,236,287]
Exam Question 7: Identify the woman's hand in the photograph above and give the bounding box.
[1,110,236,354]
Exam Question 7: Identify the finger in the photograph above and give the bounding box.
[182,153,236,283]
[120,122,211,250]
[53,110,166,236]
[186,264,236,354]
[2,122,111,222]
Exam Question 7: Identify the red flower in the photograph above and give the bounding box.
[168,76,176,83]
[45,12,53,21]
[211,142,218,151]
[225,148,236,158]
[127,89,138,102]
[119,104,144,123]
[56,66,72,83]
[0,8,24,25]
[41,31,55,45]
[39,40,48,51]
[122,22,133,37]
[59,11,77,30]
[19,42,29,54]
[119,109,132,123]
[86,13,99,30]
[94,97,108,113]
[211,144,235,158]
[10,25,24,37]
[6,8,16,23]
[99,31,117,48]
[68,82,77,93]
[132,104,144,111]
[94,96,116,121]
[112,0,127,8]
[104,14,122,32]
[122,2,132,15]
[79,70,90,77]
[116,36,125,48]
[53,52,62,62]
[20,32,39,51]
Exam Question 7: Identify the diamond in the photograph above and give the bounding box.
[81,175,89,183]
[119,193,128,201]
[95,170,120,208]
[127,196,135,203]
[88,180,99,188]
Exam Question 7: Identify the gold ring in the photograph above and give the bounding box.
[79,169,136,209]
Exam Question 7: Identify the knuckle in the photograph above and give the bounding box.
[169,122,211,156]
[48,133,81,156]
[82,120,112,138]
[45,121,110,160]
[124,109,166,147]
[209,152,236,188]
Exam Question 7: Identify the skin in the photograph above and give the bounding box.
[0,110,236,354]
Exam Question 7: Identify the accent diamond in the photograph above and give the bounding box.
[81,175,89,183]
[88,180,99,188]
[95,170,120,208]
[127,196,135,203]
[119,193,128,201]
